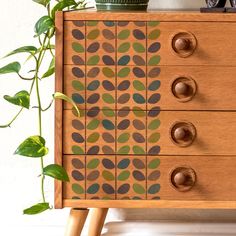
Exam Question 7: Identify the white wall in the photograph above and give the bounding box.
[0,1,235,236]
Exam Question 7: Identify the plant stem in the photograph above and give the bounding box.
[35,33,48,203]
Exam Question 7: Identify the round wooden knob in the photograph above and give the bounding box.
[174,82,189,96]
[171,77,197,102]
[173,127,187,141]
[172,32,197,58]
[173,172,187,186]
[174,38,190,51]
[170,167,196,192]
[170,122,197,147]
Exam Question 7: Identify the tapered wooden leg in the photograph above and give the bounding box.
[88,208,108,236]
[65,208,89,236]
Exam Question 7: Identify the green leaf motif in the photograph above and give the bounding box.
[72,80,85,91]
[23,203,50,215]
[87,29,100,40]
[102,67,115,78]
[87,132,100,143]
[42,57,55,78]
[148,29,161,40]
[5,46,37,58]
[148,21,160,27]
[87,55,100,65]
[72,42,85,53]
[4,90,30,109]
[43,164,69,182]
[117,67,130,78]
[102,170,115,181]
[87,21,98,26]
[53,92,80,117]
[133,43,145,53]
[133,107,146,117]
[133,184,145,194]
[102,108,115,117]
[51,0,76,19]
[102,94,115,104]
[148,55,161,66]
[148,133,160,143]
[15,135,48,158]
[32,0,50,7]
[148,159,160,169]
[117,133,130,143]
[34,16,54,37]
[72,183,84,194]
[87,159,100,169]
[87,119,100,130]
[133,80,145,91]
[118,29,130,40]
[133,146,145,155]
[118,171,130,181]
[117,146,130,155]
[0,62,21,74]
[72,145,84,155]
[118,42,130,53]
[148,119,161,130]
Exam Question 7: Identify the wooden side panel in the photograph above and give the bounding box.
[55,11,64,209]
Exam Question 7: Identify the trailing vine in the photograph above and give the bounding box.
[0,0,86,215]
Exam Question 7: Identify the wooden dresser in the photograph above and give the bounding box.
[55,10,236,236]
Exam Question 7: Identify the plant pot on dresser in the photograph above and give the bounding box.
[55,10,236,236]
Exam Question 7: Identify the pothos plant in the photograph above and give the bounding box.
[0,0,86,215]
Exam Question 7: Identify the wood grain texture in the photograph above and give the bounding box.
[65,208,89,236]
[88,208,108,236]
[63,110,236,156]
[55,11,64,209]
[64,66,236,111]
[158,22,236,66]
[63,200,236,209]
[64,10,236,22]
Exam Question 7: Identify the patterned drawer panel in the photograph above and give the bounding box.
[64,110,236,156]
[63,108,160,156]
[63,155,161,200]
[63,155,236,201]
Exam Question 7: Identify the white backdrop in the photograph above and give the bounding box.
[0,1,235,236]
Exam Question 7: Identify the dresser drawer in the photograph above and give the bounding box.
[63,110,236,156]
[159,22,236,66]
[63,155,236,201]
[64,65,236,111]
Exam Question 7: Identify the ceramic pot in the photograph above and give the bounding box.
[95,0,149,11]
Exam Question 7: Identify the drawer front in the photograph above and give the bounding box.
[63,110,236,156]
[64,65,236,111]
[158,22,236,66]
[64,21,236,66]
[63,155,236,201]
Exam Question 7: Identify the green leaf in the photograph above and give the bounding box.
[15,135,49,157]
[4,90,30,109]
[4,46,37,58]
[0,62,21,74]
[26,45,55,62]
[34,16,54,37]
[133,183,145,194]
[42,57,55,78]
[53,92,80,117]
[23,203,50,215]
[43,164,69,181]
[51,0,76,20]
[32,0,50,7]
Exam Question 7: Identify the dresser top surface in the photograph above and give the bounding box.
[62,9,236,22]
